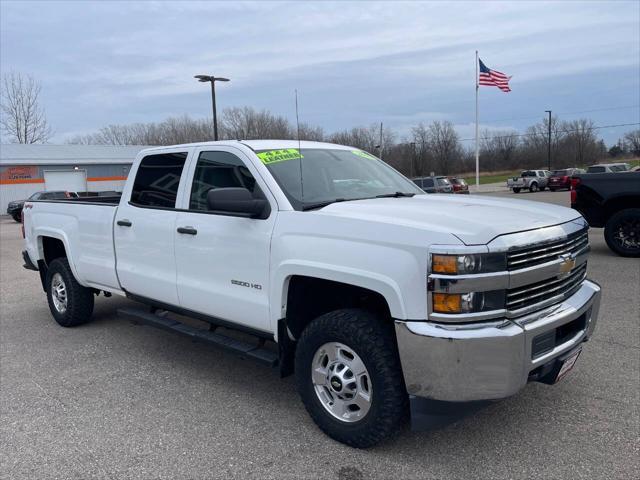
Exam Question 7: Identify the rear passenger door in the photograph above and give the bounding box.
[114,150,190,306]
[174,147,276,332]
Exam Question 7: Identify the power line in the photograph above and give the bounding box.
[458,122,640,143]
[480,104,640,125]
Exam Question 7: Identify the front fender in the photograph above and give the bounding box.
[273,260,407,325]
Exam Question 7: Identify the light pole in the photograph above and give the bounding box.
[545,110,552,170]
[195,75,230,141]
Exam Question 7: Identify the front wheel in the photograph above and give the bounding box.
[529,183,539,193]
[46,258,95,327]
[295,309,408,448]
[604,209,640,257]
[512,188,521,193]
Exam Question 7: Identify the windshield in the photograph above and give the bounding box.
[610,164,629,172]
[28,192,42,200]
[521,171,536,177]
[552,170,568,176]
[257,148,423,210]
[436,177,451,186]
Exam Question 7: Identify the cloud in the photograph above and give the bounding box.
[1,0,638,144]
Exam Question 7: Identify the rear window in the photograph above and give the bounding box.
[41,191,68,199]
[587,166,606,173]
[130,152,188,208]
[450,178,467,185]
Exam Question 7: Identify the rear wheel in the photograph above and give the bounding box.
[529,183,539,193]
[295,308,408,448]
[512,188,521,193]
[604,209,640,257]
[46,258,94,327]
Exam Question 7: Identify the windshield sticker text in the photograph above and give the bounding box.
[257,149,302,165]
[351,150,377,160]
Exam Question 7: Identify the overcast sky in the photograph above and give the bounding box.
[1,0,639,146]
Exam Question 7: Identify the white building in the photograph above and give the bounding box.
[0,144,150,213]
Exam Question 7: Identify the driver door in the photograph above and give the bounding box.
[174,146,276,333]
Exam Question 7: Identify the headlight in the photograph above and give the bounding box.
[431,253,506,275]
[432,290,505,314]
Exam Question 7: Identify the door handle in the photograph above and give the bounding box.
[177,226,198,235]
[117,219,132,227]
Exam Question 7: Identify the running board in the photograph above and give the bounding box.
[118,307,278,367]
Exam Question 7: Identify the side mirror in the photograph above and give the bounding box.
[206,187,268,218]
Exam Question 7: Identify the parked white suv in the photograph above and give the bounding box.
[22,140,601,447]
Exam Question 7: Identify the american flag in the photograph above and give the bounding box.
[478,58,511,92]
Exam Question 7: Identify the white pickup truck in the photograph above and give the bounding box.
[22,140,601,447]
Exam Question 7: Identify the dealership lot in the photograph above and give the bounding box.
[1,191,638,479]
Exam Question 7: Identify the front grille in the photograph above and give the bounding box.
[506,263,587,312]
[507,229,589,270]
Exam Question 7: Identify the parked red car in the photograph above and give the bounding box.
[548,168,585,191]
[447,177,469,194]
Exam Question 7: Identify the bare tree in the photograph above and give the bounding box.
[426,120,461,175]
[1,72,53,143]
[220,106,293,140]
[562,118,598,166]
[480,130,519,171]
[624,129,640,156]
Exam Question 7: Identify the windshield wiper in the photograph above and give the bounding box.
[375,192,416,198]
[302,198,347,211]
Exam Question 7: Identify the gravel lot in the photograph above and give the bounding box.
[1,191,638,479]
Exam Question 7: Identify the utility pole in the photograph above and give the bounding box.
[409,142,416,178]
[379,122,383,160]
[194,75,230,141]
[545,110,552,170]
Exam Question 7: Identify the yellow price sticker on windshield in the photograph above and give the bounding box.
[257,149,302,165]
[351,150,377,160]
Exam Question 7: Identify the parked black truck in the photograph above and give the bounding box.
[571,172,640,257]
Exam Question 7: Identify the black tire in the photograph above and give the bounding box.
[512,188,521,193]
[529,182,539,193]
[46,258,94,327]
[604,208,640,257]
[295,309,408,448]
[540,186,546,191]
[549,188,557,192]
[11,213,21,223]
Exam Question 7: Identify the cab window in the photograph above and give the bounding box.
[189,151,257,211]
[130,152,188,208]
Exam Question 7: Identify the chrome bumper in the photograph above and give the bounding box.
[395,279,601,402]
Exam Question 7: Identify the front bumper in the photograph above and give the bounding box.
[395,279,600,402]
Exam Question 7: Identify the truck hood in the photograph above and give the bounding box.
[315,194,583,245]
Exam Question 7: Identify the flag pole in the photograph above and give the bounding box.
[475,50,479,189]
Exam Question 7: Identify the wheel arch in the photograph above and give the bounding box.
[603,195,640,219]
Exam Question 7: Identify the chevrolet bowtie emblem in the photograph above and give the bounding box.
[558,253,576,277]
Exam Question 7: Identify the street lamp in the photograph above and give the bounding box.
[545,110,552,170]
[195,75,230,141]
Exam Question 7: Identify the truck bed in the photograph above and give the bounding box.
[24,198,121,292]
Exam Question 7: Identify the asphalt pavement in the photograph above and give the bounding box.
[1,190,639,479]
